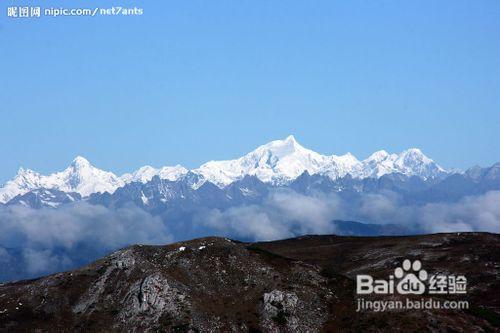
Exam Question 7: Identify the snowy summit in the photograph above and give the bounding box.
[0,136,449,203]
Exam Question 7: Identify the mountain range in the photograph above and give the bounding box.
[0,136,451,204]
[1,136,499,283]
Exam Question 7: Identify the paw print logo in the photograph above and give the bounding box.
[395,259,428,295]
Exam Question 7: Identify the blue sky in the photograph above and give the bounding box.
[1,0,499,182]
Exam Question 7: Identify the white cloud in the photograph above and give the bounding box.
[200,189,500,241]
[415,191,500,233]
[0,202,173,278]
[201,190,341,241]
[2,190,499,280]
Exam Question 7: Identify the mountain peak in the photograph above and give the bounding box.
[401,148,424,156]
[255,136,314,160]
[70,156,91,169]
[122,165,188,183]
[16,167,38,176]
[285,135,297,144]
[264,135,302,150]
[0,137,453,203]
[366,150,390,161]
[399,148,432,164]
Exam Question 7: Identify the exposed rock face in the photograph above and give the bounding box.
[0,233,499,332]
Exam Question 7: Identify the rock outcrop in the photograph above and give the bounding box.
[0,233,498,332]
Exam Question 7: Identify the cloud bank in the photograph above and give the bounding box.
[201,189,500,241]
[201,191,342,241]
[1,190,499,281]
[0,202,172,280]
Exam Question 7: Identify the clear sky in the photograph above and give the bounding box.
[1,0,499,182]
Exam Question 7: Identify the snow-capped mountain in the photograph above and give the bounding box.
[0,136,450,203]
[0,168,46,204]
[192,135,448,187]
[121,165,188,184]
[0,157,125,203]
[359,148,447,179]
[194,135,330,187]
